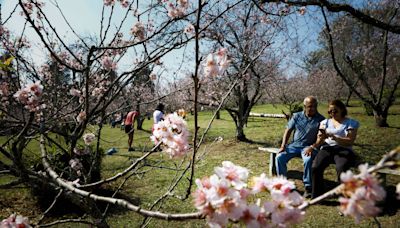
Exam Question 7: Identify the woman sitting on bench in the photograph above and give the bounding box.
[310,99,359,199]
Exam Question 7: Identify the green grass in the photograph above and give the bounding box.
[1,102,400,227]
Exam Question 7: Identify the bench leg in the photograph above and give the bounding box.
[269,153,277,176]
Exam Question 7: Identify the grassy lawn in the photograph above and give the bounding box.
[1,102,400,227]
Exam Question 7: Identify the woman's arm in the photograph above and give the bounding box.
[328,128,358,147]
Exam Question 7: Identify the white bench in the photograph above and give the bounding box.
[376,168,400,186]
[249,112,286,118]
[258,147,280,176]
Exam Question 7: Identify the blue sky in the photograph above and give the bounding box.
[1,1,323,81]
[1,0,191,83]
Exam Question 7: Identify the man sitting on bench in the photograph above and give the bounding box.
[276,96,325,198]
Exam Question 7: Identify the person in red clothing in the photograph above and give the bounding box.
[124,110,139,151]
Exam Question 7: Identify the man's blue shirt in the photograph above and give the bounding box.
[287,111,325,148]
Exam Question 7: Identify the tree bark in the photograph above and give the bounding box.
[373,109,389,127]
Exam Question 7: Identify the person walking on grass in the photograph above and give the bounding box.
[276,96,325,198]
[124,109,139,151]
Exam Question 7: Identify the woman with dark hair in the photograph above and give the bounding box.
[309,100,360,199]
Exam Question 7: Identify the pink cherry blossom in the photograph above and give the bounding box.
[82,133,96,145]
[164,0,189,19]
[1,213,31,228]
[73,147,89,156]
[338,163,386,223]
[151,113,190,158]
[150,73,157,80]
[70,88,81,97]
[76,111,86,123]
[101,56,117,71]
[202,49,231,77]
[214,161,249,190]
[118,0,129,8]
[104,0,115,6]
[184,23,195,35]
[13,81,44,112]
[130,22,146,41]
[69,158,83,176]
[194,162,305,228]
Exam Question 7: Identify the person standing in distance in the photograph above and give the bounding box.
[153,103,165,125]
[124,109,139,151]
[275,96,325,198]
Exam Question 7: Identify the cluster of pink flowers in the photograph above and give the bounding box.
[20,0,45,16]
[103,0,115,6]
[82,133,96,145]
[193,162,305,227]
[69,158,83,176]
[76,111,86,123]
[13,81,45,112]
[164,0,189,19]
[130,22,146,41]
[1,213,31,228]
[184,23,195,35]
[338,164,386,223]
[150,113,190,158]
[104,0,129,8]
[101,56,117,71]
[203,48,231,78]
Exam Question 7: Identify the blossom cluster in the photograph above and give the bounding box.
[101,56,117,71]
[203,48,231,78]
[13,81,45,112]
[20,0,45,16]
[338,164,386,223]
[69,158,83,176]
[193,161,305,227]
[164,0,189,19]
[130,22,146,41]
[103,0,129,8]
[151,113,190,158]
[82,133,96,145]
[1,213,31,228]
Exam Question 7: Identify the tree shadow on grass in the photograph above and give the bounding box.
[244,139,279,148]
[139,128,152,134]
[379,185,400,216]
[36,186,140,218]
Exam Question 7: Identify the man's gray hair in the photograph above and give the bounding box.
[303,96,318,106]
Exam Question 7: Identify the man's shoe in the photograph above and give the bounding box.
[303,187,312,199]
[128,147,135,152]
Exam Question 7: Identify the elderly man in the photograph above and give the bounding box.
[275,96,325,198]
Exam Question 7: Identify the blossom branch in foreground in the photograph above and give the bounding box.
[193,161,306,227]
[300,147,400,223]
[40,135,202,220]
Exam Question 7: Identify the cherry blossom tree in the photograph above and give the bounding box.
[199,2,284,141]
[0,1,399,227]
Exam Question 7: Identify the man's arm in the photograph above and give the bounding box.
[279,128,293,153]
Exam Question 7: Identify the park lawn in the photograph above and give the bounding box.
[1,102,400,227]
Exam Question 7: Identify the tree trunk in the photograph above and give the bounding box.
[216,110,220,120]
[373,109,389,127]
[235,117,248,141]
[236,125,247,141]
